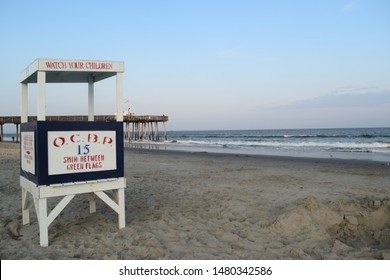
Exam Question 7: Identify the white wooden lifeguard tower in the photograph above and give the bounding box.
[20,58,126,246]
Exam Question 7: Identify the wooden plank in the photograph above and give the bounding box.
[95,191,119,214]
[47,194,75,226]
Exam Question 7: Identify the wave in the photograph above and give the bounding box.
[171,133,390,140]
[175,139,390,152]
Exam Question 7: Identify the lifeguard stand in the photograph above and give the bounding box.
[20,58,126,246]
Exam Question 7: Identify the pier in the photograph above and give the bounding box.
[0,114,168,142]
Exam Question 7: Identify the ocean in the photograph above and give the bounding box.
[160,127,390,162]
[1,133,18,142]
[4,128,390,162]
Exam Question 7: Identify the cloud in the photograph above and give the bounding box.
[330,86,379,94]
[343,1,357,11]
[219,48,242,58]
[268,90,390,110]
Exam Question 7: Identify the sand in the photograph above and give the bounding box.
[0,142,389,259]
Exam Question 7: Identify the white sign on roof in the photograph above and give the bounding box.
[37,59,124,72]
[20,58,124,83]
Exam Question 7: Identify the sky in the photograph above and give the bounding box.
[0,0,389,131]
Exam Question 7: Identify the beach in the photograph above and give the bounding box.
[0,142,389,259]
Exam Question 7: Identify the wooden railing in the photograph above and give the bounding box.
[0,115,168,124]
